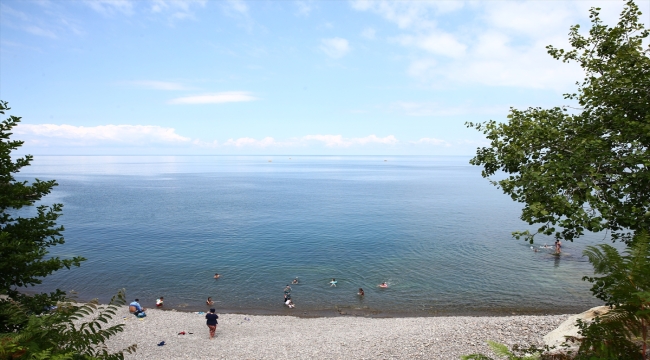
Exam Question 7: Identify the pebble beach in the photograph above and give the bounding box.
[105,306,570,359]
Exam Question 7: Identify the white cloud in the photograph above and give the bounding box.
[351,0,463,30]
[411,138,451,147]
[394,32,466,58]
[295,1,313,17]
[192,139,219,148]
[15,124,191,146]
[302,134,397,147]
[223,137,282,148]
[352,0,614,91]
[392,102,507,117]
[361,27,376,40]
[169,91,257,104]
[150,0,206,20]
[85,0,134,16]
[320,38,351,59]
[24,25,57,39]
[1,4,75,39]
[224,0,248,15]
[127,80,193,90]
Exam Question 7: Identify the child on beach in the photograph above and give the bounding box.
[205,308,218,339]
[206,297,214,306]
[156,297,164,307]
[285,299,295,308]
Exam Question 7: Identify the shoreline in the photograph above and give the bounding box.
[157,304,591,319]
[104,306,572,359]
[41,288,596,319]
[21,288,600,318]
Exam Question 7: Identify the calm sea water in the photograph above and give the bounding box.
[19,156,606,316]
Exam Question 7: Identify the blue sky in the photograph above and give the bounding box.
[1,0,647,155]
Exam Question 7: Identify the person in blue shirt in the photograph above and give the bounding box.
[129,299,146,317]
[205,308,219,339]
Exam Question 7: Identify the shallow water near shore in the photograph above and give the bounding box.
[20,155,607,316]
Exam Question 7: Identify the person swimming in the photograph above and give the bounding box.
[358,288,364,296]
[291,278,299,284]
[379,282,388,288]
[214,273,220,279]
[330,278,337,287]
[206,297,214,306]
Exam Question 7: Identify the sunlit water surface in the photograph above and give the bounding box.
[19,156,608,316]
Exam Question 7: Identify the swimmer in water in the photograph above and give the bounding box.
[358,288,364,296]
[214,273,220,279]
[292,278,299,284]
[379,282,388,288]
[206,297,214,306]
[330,278,337,287]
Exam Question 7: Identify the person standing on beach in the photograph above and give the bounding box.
[205,308,218,339]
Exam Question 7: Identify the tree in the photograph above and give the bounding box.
[467,0,650,244]
[0,289,137,360]
[0,100,85,327]
[577,231,650,358]
[0,102,134,358]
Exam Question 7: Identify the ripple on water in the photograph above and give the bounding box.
[25,156,609,314]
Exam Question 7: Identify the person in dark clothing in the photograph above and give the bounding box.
[205,308,219,339]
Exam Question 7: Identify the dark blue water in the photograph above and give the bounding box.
[19,156,604,315]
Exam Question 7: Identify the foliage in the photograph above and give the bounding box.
[0,101,132,358]
[0,289,137,360]
[466,0,650,244]
[460,340,542,360]
[575,231,650,358]
[0,100,86,322]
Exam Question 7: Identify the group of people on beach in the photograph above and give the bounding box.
[129,272,393,340]
[128,296,165,317]
[284,283,295,308]
[282,278,389,309]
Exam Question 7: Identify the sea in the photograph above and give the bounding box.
[18,155,607,316]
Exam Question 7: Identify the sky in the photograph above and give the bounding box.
[1,0,648,155]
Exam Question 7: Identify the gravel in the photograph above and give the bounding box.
[102,306,569,359]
